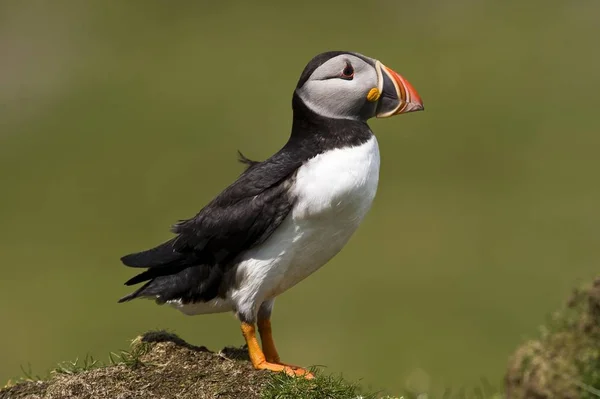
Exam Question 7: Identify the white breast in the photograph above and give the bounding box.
[230,135,380,318]
[292,135,380,220]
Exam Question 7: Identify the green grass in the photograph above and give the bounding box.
[262,369,391,399]
[262,370,507,399]
[53,354,101,375]
[8,338,152,388]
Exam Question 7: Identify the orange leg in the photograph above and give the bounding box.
[257,319,314,379]
[241,322,313,379]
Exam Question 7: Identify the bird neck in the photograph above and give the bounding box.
[289,92,372,149]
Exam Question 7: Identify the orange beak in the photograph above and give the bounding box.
[375,61,424,118]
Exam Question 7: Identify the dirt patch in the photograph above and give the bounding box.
[505,276,600,399]
[0,331,269,399]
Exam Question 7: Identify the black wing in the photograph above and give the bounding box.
[118,148,304,304]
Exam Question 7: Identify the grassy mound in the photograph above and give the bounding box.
[4,276,599,398]
[0,331,397,399]
[505,277,600,399]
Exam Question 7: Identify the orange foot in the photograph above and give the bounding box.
[255,360,314,379]
[241,322,314,379]
[256,319,315,379]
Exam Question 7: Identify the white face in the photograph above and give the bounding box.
[296,54,379,121]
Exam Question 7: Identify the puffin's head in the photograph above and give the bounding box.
[295,51,423,121]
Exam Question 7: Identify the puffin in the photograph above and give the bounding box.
[118,51,423,378]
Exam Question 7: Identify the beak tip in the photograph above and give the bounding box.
[404,102,425,114]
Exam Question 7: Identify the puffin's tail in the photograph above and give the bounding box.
[117,282,152,303]
[120,238,181,268]
[118,238,187,303]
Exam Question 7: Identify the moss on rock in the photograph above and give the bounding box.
[505,277,600,399]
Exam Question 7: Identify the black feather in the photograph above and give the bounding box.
[237,150,260,169]
[120,238,182,268]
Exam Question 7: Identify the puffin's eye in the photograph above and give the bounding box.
[340,63,354,80]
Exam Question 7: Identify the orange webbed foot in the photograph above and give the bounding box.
[254,360,314,379]
[242,321,314,380]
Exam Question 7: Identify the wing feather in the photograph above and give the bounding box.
[118,149,302,303]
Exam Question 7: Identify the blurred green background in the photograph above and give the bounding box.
[1,0,599,394]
